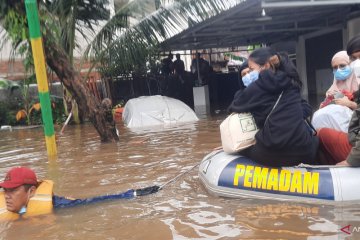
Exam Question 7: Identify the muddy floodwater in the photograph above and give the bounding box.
[1,117,360,240]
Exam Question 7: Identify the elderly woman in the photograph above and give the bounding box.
[325,51,359,108]
[318,34,360,165]
[311,51,360,132]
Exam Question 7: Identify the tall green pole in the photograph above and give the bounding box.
[25,0,57,157]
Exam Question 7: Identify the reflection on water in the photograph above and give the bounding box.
[1,117,360,239]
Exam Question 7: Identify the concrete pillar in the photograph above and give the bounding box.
[296,36,308,100]
[193,85,210,116]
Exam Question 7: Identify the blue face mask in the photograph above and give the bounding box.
[242,71,259,87]
[333,66,352,81]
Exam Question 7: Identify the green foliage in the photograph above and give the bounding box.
[2,9,32,68]
[6,111,17,126]
[0,79,20,91]
[14,98,66,126]
[0,102,13,126]
[1,0,111,70]
[45,0,111,62]
[4,9,28,42]
[28,104,43,125]
[1,8,34,80]
[18,76,34,125]
[1,105,17,126]
[88,0,241,78]
[51,98,67,124]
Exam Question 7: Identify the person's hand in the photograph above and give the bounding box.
[135,186,160,196]
[336,160,350,166]
[326,89,339,97]
[334,96,352,107]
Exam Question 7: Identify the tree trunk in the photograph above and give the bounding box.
[43,36,119,142]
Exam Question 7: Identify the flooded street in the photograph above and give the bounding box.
[1,117,360,239]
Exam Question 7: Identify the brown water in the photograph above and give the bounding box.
[1,117,360,239]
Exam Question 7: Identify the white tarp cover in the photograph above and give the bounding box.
[122,95,199,128]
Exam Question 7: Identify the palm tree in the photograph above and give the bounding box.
[0,0,120,142]
[46,0,111,124]
[85,0,243,75]
[0,0,242,142]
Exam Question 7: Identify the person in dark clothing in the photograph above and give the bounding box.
[173,53,185,76]
[161,53,174,76]
[191,53,210,86]
[173,53,186,88]
[228,48,319,167]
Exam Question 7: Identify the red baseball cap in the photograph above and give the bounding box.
[0,167,38,189]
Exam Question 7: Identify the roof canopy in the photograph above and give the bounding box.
[160,0,360,51]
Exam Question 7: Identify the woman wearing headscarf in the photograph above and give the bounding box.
[325,51,359,107]
[228,47,318,167]
[318,34,360,166]
[311,51,360,133]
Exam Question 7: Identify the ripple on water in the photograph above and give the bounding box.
[1,122,360,239]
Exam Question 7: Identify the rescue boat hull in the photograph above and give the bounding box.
[198,150,360,203]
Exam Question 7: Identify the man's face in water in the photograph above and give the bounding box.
[4,185,35,213]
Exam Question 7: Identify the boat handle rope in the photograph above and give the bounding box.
[132,162,201,198]
[158,149,223,190]
[159,162,201,190]
[296,163,349,168]
[129,150,223,198]
[150,149,224,192]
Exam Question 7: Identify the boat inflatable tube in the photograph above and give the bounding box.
[199,150,360,203]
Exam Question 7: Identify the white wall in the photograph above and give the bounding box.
[0,27,22,60]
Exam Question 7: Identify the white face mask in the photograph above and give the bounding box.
[18,189,31,215]
[350,59,360,78]
[18,206,27,215]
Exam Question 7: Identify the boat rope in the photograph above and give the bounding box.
[68,149,221,204]
[296,163,349,168]
[83,161,201,202]
[159,149,223,190]
[159,162,200,190]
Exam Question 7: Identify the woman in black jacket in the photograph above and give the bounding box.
[228,47,319,167]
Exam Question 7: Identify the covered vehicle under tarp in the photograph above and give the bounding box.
[122,95,199,128]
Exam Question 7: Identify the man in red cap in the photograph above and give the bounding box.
[0,167,39,214]
[0,166,159,220]
[0,167,54,219]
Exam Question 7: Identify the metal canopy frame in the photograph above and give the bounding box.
[160,0,360,51]
[262,0,360,8]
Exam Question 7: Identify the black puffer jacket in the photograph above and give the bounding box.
[228,69,314,150]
